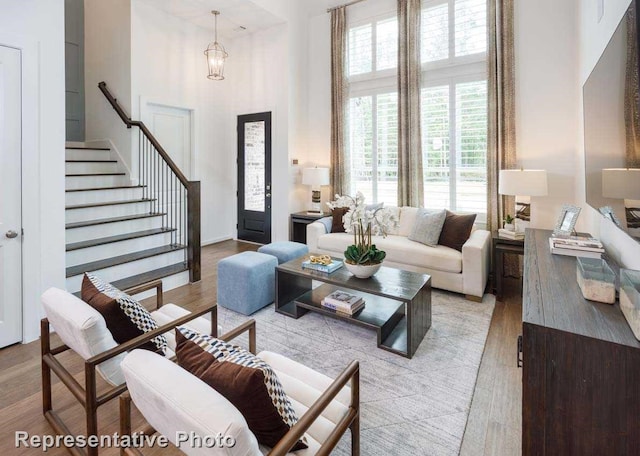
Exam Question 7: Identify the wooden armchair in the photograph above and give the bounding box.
[119,320,360,456]
[40,280,218,456]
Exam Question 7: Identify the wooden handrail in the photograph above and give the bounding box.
[98,81,189,186]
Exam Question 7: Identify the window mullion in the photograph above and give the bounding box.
[372,94,379,202]
[448,0,455,62]
[449,82,457,211]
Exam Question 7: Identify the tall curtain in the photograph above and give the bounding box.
[625,3,640,168]
[488,0,518,276]
[330,7,349,197]
[397,0,424,207]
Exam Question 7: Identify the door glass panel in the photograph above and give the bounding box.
[244,121,266,212]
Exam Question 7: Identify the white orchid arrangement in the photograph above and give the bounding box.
[329,192,398,265]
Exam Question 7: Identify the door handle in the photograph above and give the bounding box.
[5,230,18,239]
[266,193,271,198]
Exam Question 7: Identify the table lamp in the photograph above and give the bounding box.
[499,169,548,232]
[602,168,640,200]
[302,167,330,213]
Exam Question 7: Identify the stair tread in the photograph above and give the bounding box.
[66,228,176,251]
[66,159,117,163]
[66,185,146,193]
[66,198,156,210]
[66,213,166,229]
[66,146,110,150]
[66,173,126,176]
[66,244,186,277]
[72,262,189,297]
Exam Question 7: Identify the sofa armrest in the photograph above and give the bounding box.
[462,230,491,299]
[307,219,329,251]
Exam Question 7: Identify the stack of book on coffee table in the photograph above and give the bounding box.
[301,259,343,274]
[320,290,365,315]
[549,233,604,259]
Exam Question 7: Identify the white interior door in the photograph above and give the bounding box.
[0,45,23,348]
[146,103,192,179]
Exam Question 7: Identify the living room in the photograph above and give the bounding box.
[1,0,640,455]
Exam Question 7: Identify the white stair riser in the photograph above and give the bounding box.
[66,187,145,205]
[66,217,165,243]
[65,250,187,292]
[65,162,119,174]
[65,202,155,223]
[65,175,130,190]
[66,231,175,267]
[65,149,112,160]
[128,270,190,302]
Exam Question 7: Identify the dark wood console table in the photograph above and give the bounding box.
[522,229,640,455]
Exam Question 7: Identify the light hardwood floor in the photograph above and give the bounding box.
[0,241,522,455]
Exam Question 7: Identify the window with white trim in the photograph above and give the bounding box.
[347,0,488,222]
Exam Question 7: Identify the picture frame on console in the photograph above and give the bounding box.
[599,206,622,227]
[553,204,581,236]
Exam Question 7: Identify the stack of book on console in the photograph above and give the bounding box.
[549,233,604,259]
[301,259,343,274]
[498,228,525,240]
[321,290,365,315]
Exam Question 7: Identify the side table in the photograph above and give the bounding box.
[290,211,329,244]
[493,233,525,300]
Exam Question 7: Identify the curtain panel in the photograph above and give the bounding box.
[397,0,424,207]
[330,6,349,197]
[625,2,640,168]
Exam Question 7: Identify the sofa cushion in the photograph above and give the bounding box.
[398,207,420,237]
[331,207,349,233]
[317,234,462,273]
[175,327,307,451]
[408,209,447,247]
[439,211,477,251]
[81,274,167,354]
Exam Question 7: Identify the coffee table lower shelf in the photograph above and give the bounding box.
[277,283,409,356]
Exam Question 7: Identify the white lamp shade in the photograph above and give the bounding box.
[499,169,548,196]
[302,167,330,186]
[602,168,640,199]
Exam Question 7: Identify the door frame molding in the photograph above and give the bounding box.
[139,96,196,180]
[0,33,42,343]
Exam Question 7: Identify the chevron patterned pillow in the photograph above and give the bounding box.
[175,327,307,451]
[81,273,167,354]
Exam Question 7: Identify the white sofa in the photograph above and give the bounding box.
[307,206,491,300]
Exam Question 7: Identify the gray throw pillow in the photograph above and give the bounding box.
[408,209,447,247]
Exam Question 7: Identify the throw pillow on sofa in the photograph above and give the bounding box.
[331,207,349,233]
[438,210,477,251]
[175,327,308,451]
[408,209,447,247]
[81,273,167,354]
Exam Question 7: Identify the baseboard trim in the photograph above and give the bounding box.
[202,236,233,247]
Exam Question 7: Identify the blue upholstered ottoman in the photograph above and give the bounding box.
[217,251,278,315]
[257,241,309,264]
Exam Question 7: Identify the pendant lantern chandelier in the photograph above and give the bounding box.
[204,10,228,80]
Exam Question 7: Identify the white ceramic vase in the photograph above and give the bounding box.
[344,262,383,279]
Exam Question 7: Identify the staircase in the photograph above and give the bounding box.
[65,144,190,293]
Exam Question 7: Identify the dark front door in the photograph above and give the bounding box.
[237,112,272,244]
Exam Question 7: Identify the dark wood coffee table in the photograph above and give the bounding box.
[275,257,431,358]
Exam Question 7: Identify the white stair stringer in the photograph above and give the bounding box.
[65,143,191,296]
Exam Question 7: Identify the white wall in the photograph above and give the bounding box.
[85,0,132,167]
[579,0,640,269]
[130,0,234,245]
[0,0,66,342]
[514,0,581,230]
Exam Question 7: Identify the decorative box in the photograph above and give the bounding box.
[576,257,616,304]
[620,269,640,341]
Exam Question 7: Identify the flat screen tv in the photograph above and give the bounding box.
[584,2,640,242]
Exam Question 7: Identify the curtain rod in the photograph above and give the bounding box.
[327,0,367,13]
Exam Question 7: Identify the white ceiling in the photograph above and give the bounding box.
[139,0,285,39]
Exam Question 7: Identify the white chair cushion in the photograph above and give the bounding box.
[122,350,262,456]
[41,287,125,386]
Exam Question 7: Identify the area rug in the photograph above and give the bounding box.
[217,290,495,456]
